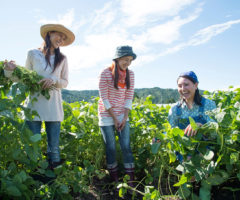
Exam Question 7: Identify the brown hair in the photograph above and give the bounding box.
[42,32,65,72]
[113,60,130,89]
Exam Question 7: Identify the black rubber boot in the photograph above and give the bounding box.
[125,168,135,188]
[109,166,119,183]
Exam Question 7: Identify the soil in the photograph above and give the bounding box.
[30,171,240,200]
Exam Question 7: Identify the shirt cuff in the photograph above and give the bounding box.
[125,99,132,110]
[103,99,112,110]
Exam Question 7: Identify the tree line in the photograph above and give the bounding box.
[61,87,181,104]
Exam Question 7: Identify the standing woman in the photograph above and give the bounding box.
[98,46,136,186]
[4,24,75,168]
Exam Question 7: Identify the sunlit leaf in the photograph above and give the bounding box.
[189,117,198,130]
[174,174,188,187]
[230,153,239,164]
[203,150,214,160]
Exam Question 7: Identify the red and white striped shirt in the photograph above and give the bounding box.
[98,67,135,126]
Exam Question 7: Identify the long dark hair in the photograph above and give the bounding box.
[113,60,130,89]
[42,32,65,73]
[177,75,202,106]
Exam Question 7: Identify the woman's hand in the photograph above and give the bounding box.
[118,108,130,131]
[184,123,202,136]
[113,118,121,131]
[118,118,127,131]
[106,108,121,130]
[38,78,54,89]
[4,60,17,71]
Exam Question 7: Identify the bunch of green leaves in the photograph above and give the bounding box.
[0,61,52,198]
[12,65,50,99]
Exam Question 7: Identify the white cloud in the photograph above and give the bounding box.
[135,11,200,45]
[37,1,201,72]
[62,30,134,70]
[59,1,201,72]
[188,19,240,46]
[90,2,116,30]
[132,54,157,68]
[158,19,240,56]
[37,1,240,77]
[121,0,196,26]
[159,43,185,56]
[38,9,74,27]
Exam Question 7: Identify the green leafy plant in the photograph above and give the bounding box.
[1,61,240,199]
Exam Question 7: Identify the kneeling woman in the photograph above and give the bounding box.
[168,71,216,160]
[98,46,136,186]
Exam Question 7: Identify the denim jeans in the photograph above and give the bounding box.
[26,121,61,162]
[100,122,134,169]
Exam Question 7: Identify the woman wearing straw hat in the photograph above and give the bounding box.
[4,24,75,168]
[98,46,137,187]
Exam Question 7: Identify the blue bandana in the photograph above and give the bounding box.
[179,71,199,83]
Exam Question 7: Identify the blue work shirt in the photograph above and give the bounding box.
[168,97,216,129]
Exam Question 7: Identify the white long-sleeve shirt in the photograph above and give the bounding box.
[4,49,68,121]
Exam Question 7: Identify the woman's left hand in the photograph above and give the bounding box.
[184,123,202,137]
[118,118,127,131]
[4,60,17,71]
[38,78,54,89]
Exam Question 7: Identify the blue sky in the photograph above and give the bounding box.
[1,0,240,91]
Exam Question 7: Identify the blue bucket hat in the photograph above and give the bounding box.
[179,71,199,83]
[113,45,137,60]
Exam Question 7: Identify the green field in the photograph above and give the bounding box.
[1,61,240,199]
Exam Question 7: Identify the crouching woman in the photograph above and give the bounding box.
[168,71,216,161]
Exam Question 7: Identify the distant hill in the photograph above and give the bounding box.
[62,87,180,104]
[62,89,99,102]
[134,87,179,103]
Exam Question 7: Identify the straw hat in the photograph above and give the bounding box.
[40,24,75,46]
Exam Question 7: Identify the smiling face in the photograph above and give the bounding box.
[177,77,198,103]
[49,31,67,49]
[116,56,133,71]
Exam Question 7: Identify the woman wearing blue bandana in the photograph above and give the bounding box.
[168,71,216,136]
[168,71,216,162]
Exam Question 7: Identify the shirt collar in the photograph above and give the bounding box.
[181,100,197,110]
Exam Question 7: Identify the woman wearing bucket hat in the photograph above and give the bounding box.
[4,24,75,168]
[168,71,216,162]
[98,46,136,187]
